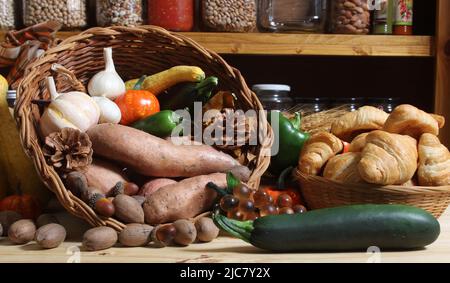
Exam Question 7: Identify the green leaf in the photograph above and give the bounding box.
[226,172,240,193]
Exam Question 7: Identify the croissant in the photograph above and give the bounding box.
[358,130,418,185]
[348,132,369,152]
[323,152,364,184]
[383,104,445,139]
[331,106,389,142]
[417,133,450,186]
[298,132,343,176]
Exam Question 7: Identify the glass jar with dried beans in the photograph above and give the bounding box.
[329,0,371,34]
[201,0,257,32]
[0,0,15,30]
[23,0,87,30]
[97,0,143,27]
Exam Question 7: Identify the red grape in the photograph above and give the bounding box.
[253,189,273,208]
[220,195,239,212]
[244,212,259,221]
[293,205,307,214]
[233,184,252,200]
[277,194,293,208]
[259,204,278,217]
[227,209,245,221]
[239,199,255,213]
[279,207,295,215]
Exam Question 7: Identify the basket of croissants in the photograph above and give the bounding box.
[295,104,450,218]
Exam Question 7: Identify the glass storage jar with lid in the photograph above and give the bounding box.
[293,97,330,114]
[330,97,364,112]
[201,0,257,32]
[258,0,327,33]
[329,0,371,34]
[252,84,294,111]
[23,0,88,30]
[366,97,400,113]
[148,0,194,32]
[0,0,15,30]
[97,0,143,27]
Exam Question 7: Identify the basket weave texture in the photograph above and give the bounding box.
[295,169,450,218]
[15,26,273,230]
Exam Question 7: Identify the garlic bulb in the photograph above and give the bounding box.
[40,77,100,137]
[92,96,122,124]
[88,47,126,100]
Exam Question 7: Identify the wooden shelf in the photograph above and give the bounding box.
[180,33,435,57]
[0,31,434,57]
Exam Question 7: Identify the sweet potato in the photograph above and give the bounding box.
[87,124,251,180]
[84,159,128,195]
[139,178,178,197]
[143,173,226,225]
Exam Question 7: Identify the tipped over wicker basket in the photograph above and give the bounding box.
[295,169,450,218]
[15,26,273,231]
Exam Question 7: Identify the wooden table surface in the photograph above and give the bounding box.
[0,209,449,263]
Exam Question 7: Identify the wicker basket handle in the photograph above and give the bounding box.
[51,64,86,93]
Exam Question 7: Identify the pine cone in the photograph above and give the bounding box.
[203,108,256,150]
[43,128,93,173]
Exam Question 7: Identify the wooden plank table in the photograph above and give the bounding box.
[0,208,449,263]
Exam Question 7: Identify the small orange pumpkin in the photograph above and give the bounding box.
[0,187,42,219]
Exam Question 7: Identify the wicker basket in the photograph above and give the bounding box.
[15,26,273,231]
[295,169,450,218]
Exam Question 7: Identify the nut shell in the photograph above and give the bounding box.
[82,227,118,251]
[113,194,144,224]
[8,219,36,244]
[119,224,153,247]
[35,223,67,249]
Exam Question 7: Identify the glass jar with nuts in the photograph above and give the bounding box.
[329,0,371,34]
[201,0,257,32]
[0,0,16,30]
[23,0,88,30]
[96,0,144,27]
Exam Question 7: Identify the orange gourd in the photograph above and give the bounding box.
[0,188,42,219]
[115,76,160,125]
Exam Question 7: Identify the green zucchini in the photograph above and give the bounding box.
[213,204,440,252]
[158,76,219,112]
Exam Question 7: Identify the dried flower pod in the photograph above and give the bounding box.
[43,128,93,173]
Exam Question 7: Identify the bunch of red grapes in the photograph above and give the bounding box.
[219,184,307,221]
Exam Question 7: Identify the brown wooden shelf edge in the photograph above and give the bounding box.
[0,31,435,57]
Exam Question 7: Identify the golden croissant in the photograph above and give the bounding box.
[358,130,418,185]
[323,152,364,184]
[331,106,389,142]
[383,104,445,139]
[298,132,343,176]
[348,132,369,152]
[418,133,450,186]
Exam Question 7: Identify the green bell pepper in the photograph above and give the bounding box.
[132,110,182,138]
[268,111,310,175]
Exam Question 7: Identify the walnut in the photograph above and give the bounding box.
[43,128,93,173]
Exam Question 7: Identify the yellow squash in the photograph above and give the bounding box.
[125,66,205,95]
[0,74,50,205]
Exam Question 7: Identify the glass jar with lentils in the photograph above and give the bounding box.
[201,0,257,32]
[96,0,144,27]
[329,0,371,34]
[0,0,16,30]
[23,0,88,30]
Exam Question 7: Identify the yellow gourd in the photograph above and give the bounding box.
[0,74,50,205]
[125,66,205,95]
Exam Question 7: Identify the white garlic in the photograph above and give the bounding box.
[40,77,100,137]
[92,96,122,124]
[88,47,126,100]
